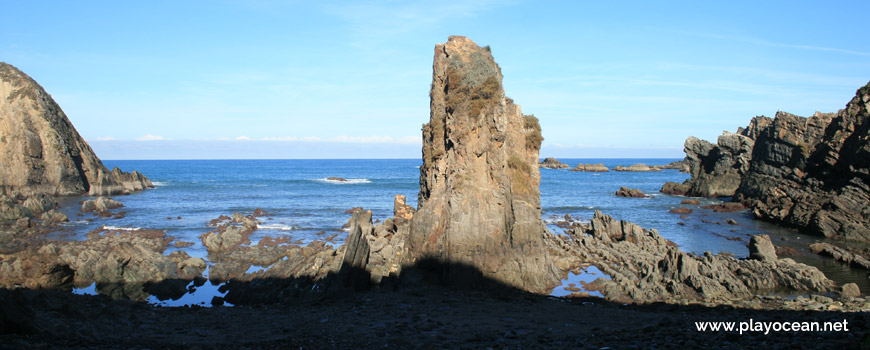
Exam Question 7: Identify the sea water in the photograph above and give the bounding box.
[55,159,867,301]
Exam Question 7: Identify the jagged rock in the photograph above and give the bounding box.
[570,163,609,172]
[0,62,153,198]
[539,157,570,169]
[393,194,415,221]
[81,197,123,213]
[407,36,558,293]
[551,211,834,304]
[809,242,870,270]
[682,132,755,197]
[615,186,647,198]
[654,160,689,172]
[748,235,777,263]
[613,164,660,172]
[841,283,861,298]
[660,181,691,196]
[200,213,259,253]
[673,82,870,241]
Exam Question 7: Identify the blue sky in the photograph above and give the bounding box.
[3,1,869,159]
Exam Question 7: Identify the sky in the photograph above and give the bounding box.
[2,1,869,159]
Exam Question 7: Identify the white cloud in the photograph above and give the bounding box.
[331,135,420,144]
[94,136,118,141]
[235,136,252,141]
[259,136,323,142]
[136,134,165,141]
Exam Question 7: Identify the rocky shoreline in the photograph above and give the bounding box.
[1,38,868,348]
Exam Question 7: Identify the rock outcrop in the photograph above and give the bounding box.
[570,163,609,172]
[613,163,660,172]
[0,62,152,202]
[666,82,870,242]
[539,157,570,169]
[809,242,870,270]
[407,36,558,293]
[551,211,835,304]
[615,187,647,198]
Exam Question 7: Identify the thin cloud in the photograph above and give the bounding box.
[136,134,165,141]
[94,136,118,141]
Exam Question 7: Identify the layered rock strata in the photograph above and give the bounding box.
[663,82,870,242]
[551,211,835,304]
[570,163,609,172]
[407,36,558,293]
[0,62,152,202]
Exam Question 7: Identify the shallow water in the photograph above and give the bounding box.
[51,158,868,304]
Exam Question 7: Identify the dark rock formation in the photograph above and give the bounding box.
[668,207,692,214]
[613,163,660,172]
[668,82,870,242]
[200,213,259,253]
[0,63,153,200]
[326,177,347,182]
[551,211,834,304]
[539,157,570,169]
[680,199,700,205]
[654,160,689,172]
[407,36,558,293]
[660,181,691,196]
[570,163,609,172]
[615,186,647,198]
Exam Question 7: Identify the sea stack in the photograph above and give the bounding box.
[407,36,557,293]
[0,62,152,198]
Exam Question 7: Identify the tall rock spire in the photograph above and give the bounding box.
[408,36,557,293]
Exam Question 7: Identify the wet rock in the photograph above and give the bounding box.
[81,197,123,213]
[539,157,570,169]
[748,235,777,263]
[327,177,347,182]
[570,163,609,172]
[680,199,700,205]
[700,203,746,212]
[200,213,259,253]
[725,219,738,225]
[615,187,647,198]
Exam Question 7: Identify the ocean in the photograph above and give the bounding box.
[58,159,868,302]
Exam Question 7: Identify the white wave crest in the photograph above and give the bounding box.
[315,178,371,184]
[102,225,141,231]
[257,224,295,231]
[151,181,168,187]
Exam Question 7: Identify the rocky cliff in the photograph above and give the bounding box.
[407,36,558,293]
[0,62,152,201]
[665,81,870,242]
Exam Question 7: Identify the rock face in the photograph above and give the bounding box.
[407,36,557,293]
[668,82,870,242]
[570,163,609,172]
[0,62,152,200]
[539,157,569,169]
[748,235,777,263]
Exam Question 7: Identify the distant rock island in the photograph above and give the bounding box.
[0,63,152,221]
[539,157,570,169]
[663,82,870,242]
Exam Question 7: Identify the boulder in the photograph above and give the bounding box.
[668,207,692,214]
[748,235,777,263]
[660,181,691,196]
[539,157,570,169]
[680,199,701,205]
